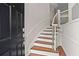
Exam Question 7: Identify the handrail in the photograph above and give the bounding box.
[60,9,68,14]
[52,9,68,25]
[52,12,58,26]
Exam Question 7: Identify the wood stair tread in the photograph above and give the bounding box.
[31,46,53,52]
[35,40,52,45]
[38,36,52,40]
[46,28,52,29]
[43,30,52,32]
[29,53,46,56]
[40,33,52,35]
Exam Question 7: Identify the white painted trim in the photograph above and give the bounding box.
[53,26,57,51]
[60,9,68,14]
[62,18,79,25]
[70,18,79,23]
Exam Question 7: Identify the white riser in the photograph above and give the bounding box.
[39,35,52,38]
[30,50,59,56]
[37,38,52,42]
[44,29,52,30]
[42,32,52,34]
[34,43,52,48]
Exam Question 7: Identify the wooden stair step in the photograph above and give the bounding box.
[31,46,53,52]
[38,36,52,40]
[35,40,52,45]
[29,53,46,56]
[43,30,52,32]
[46,28,52,29]
[37,38,52,42]
[40,33,52,35]
[46,27,60,29]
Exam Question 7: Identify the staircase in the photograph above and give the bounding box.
[29,26,59,56]
[28,9,68,56]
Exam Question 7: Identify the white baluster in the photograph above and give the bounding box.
[53,24,57,51]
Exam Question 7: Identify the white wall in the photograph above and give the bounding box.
[72,3,79,20]
[25,3,50,55]
[61,3,79,56]
[61,19,79,56]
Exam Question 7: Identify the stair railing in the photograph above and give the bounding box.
[52,9,68,51]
